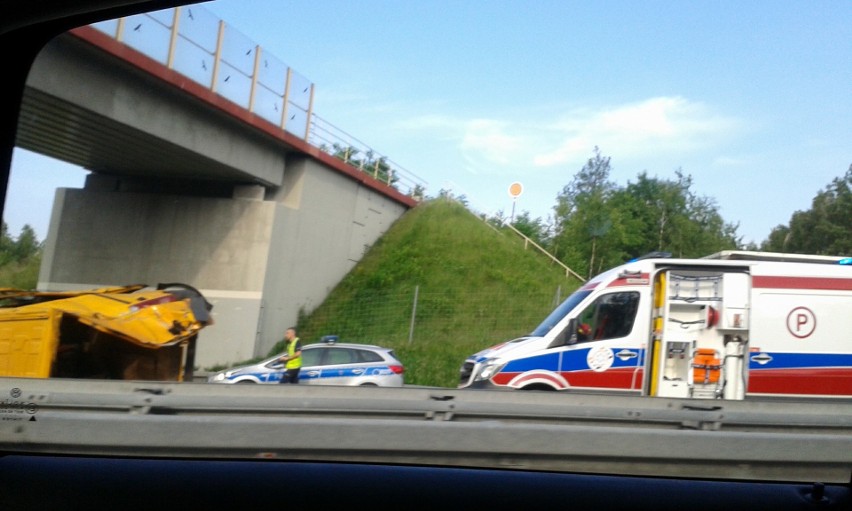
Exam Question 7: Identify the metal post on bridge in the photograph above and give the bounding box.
[166,7,181,69]
[115,17,125,41]
[280,68,292,130]
[248,44,262,113]
[304,83,315,141]
[211,20,225,93]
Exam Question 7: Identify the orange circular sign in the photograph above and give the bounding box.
[508,182,523,198]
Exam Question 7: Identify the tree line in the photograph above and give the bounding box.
[0,153,848,290]
[0,223,42,289]
[760,165,851,256]
[481,148,850,278]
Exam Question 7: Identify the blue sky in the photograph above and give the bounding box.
[6,0,851,246]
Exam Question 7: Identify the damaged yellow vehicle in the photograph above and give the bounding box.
[0,283,212,381]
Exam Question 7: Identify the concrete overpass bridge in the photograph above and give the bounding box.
[14,5,426,367]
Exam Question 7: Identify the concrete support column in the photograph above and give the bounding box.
[39,187,276,367]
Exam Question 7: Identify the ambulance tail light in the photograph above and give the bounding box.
[706,306,719,328]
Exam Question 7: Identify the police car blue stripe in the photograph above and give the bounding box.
[304,365,396,380]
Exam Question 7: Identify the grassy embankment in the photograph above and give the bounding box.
[278,199,582,388]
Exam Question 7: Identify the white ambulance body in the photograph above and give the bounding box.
[458,251,852,399]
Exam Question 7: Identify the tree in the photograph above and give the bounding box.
[613,169,740,259]
[0,223,14,267]
[0,223,43,289]
[327,144,400,187]
[550,147,624,277]
[550,147,742,278]
[13,224,40,261]
[611,171,689,258]
[409,183,426,201]
[510,210,550,247]
[761,166,852,255]
[679,183,741,256]
[762,224,791,252]
[437,188,468,207]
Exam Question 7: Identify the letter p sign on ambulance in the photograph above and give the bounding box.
[786,306,816,338]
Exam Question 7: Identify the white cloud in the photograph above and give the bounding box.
[393,96,741,177]
[533,97,739,166]
[460,119,526,166]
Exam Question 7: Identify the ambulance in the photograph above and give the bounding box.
[458,251,852,399]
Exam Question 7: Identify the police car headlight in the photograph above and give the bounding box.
[210,372,228,382]
[476,360,506,381]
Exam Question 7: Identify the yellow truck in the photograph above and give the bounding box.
[0,283,212,381]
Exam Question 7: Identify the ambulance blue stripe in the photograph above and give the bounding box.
[749,352,852,370]
[497,349,852,380]
[504,352,560,372]
[503,348,643,373]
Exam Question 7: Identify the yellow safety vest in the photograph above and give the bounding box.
[285,338,302,369]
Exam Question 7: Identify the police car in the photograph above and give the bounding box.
[208,336,405,386]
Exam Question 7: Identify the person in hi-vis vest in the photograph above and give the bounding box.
[278,327,302,384]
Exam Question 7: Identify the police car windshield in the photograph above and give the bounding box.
[529,289,592,337]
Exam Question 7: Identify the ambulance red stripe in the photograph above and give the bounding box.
[747,368,852,395]
[753,276,852,291]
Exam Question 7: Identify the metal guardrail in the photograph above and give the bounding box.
[309,113,425,197]
[89,5,426,197]
[2,378,851,484]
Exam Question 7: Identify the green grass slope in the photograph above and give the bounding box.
[289,199,582,388]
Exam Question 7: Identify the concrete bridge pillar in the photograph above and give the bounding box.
[38,153,409,369]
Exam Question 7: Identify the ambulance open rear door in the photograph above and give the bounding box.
[648,268,750,400]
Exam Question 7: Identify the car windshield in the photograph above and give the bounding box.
[529,289,592,337]
[2,2,850,503]
[3,0,848,389]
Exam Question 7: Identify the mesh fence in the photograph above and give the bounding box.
[300,285,572,347]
